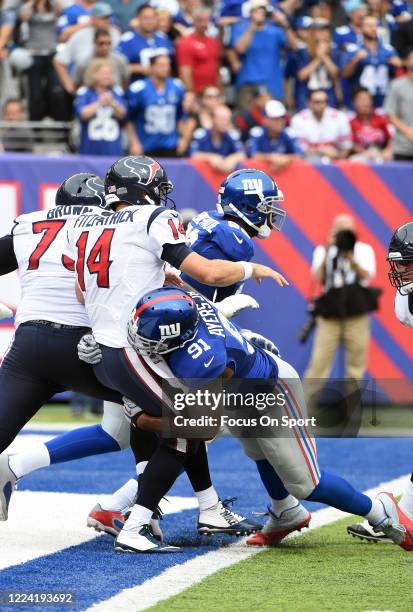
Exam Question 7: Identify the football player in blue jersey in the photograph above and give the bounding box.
[181,168,286,302]
[120,287,413,553]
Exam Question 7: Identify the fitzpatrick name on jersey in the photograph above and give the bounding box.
[72,209,136,228]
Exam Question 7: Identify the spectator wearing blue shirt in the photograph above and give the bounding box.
[117,4,174,82]
[57,0,95,42]
[126,53,185,156]
[333,0,366,54]
[247,99,302,169]
[342,15,401,107]
[74,59,127,156]
[294,19,340,110]
[227,0,297,111]
[190,104,245,174]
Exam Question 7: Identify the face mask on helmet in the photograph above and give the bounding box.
[388,252,413,295]
[218,190,286,239]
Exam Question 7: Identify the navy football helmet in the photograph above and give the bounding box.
[388,221,413,295]
[217,169,286,239]
[128,287,199,356]
[55,173,109,209]
[104,155,173,210]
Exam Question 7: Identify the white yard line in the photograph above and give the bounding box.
[0,492,197,571]
[87,474,409,612]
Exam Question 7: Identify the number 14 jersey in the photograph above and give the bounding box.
[65,205,188,348]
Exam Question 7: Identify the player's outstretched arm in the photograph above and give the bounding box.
[179,252,288,288]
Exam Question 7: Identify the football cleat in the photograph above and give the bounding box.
[114,524,181,554]
[347,520,392,543]
[197,498,262,536]
[0,453,17,521]
[371,492,413,551]
[246,503,311,546]
[87,504,163,541]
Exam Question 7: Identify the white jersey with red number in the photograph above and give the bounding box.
[12,205,97,328]
[394,292,413,329]
[65,204,188,348]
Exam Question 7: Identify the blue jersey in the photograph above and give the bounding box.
[189,127,244,157]
[117,30,174,81]
[333,25,361,53]
[341,42,398,108]
[57,3,91,35]
[126,78,184,152]
[167,293,278,384]
[180,210,254,301]
[230,20,286,98]
[290,44,339,110]
[247,126,302,156]
[74,87,126,156]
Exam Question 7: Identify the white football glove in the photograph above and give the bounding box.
[122,396,143,421]
[216,294,259,319]
[241,329,280,357]
[77,333,102,365]
[0,303,13,320]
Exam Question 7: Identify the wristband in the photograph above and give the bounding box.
[240,261,253,281]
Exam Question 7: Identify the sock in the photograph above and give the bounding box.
[123,503,152,531]
[256,459,290,499]
[136,461,148,477]
[9,444,50,479]
[100,478,138,513]
[46,424,120,464]
[365,499,387,526]
[136,444,187,512]
[196,486,219,511]
[307,470,372,516]
[185,443,213,493]
[399,477,413,519]
[130,426,158,465]
[271,495,299,517]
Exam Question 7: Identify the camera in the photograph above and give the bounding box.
[297,303,317,344]
[335,229,356,253]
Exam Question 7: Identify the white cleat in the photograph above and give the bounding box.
[0,453,17,521]
[371,492,413,551]
[246,503,311,546]
[197,498,262,536]
[114,524,181,553]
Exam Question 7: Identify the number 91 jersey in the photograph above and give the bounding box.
[12,206,98,328]
[65,205,188,348]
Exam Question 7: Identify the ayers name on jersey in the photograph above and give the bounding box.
[180,210,254,301]
[167,291,278,384]
[65,205,189,349]
[11,205,99,328]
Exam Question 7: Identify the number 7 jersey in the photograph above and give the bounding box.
[12,206,98,328]
[65,204,189,348]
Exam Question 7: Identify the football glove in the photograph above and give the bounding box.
[0,303,13,320]
[241,329,280,357]
[216,294,259,319]
[123,396,143,421]
[77,333,102,365]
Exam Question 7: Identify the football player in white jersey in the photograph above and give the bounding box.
[0,174,134,523]
[347,221,413,543]
[0,304,13,320]
[66,155,289,552]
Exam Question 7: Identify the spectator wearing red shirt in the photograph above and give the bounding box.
[176,7,222,93]
[235,85,271,140]
[350,86,392,161]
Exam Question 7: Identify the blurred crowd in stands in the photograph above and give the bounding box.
[1,0,413,162]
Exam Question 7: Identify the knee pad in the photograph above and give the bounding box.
[101,401,130,450]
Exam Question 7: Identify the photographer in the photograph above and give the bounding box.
[304,214,376,382]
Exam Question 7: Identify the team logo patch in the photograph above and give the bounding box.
[159,323,181,338]
[124,157,161,186]
[242,178,263,195]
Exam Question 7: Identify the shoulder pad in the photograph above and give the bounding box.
[193,127,207,139]
[121,31,135,42]
[335,26,350,35]
[249,126,264,138]
[129,80,146,93]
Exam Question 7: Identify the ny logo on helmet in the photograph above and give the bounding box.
[159,323,181,338]
[242,178,263,195]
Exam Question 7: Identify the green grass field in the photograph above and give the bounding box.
[150,514,412,612]
[30,404,100,424]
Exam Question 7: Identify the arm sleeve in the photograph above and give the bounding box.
[161,243,193,267]
[311,245,326,273]
[0,234,18,275]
